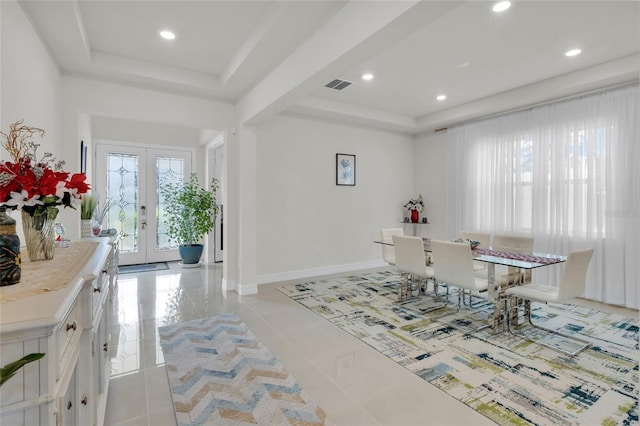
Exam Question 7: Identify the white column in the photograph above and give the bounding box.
[224,125,258,295]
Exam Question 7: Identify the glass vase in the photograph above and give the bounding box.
[22,209,56,261]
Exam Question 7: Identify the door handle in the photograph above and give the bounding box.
[141,220,147,229]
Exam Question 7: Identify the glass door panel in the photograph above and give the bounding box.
[109,153,141,254]
[148,150,191,262]
[95,143,191,265]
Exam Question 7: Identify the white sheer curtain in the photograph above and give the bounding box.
[447,84,639,309]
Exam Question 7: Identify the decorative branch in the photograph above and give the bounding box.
[0,120,46,163]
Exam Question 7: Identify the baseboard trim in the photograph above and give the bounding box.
[221,277,234,292]
[237,282,258,295]
[256,259,388,286]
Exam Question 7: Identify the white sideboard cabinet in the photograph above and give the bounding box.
[0,237,118,426]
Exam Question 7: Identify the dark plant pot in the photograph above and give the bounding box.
[179,244,204,264]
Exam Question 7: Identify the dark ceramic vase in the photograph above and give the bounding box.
[179,244,204,264]
[0,208,21,286]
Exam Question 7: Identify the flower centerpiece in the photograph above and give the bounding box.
[403,194,424,223]
[0,120,90,261]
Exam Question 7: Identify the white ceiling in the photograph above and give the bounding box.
[20,0,640,135]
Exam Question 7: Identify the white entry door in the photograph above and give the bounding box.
[95,143,192,265]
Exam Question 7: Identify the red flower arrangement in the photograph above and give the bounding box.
[0,120,90,219]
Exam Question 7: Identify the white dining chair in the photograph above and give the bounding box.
[492,234,534,285]
[458,230,491,248]
[392,235,434,301]
[504,248,594,356]
[430,239,489,311]
[458,230,491,276]
[380,227,404,266]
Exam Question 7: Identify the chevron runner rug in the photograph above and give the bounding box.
[158,313,331,426]
[278,270,639,426]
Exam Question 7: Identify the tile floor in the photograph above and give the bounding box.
[104,262,638,426]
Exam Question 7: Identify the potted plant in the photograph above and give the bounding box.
[1,353,45,387]
[80,193,98,237]
[80,194,115,237]
[159,174,219,265]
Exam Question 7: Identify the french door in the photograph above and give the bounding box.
[95,143,192,265]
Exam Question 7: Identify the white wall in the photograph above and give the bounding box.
[0,0,441,291]
[255,114,415,281]
[1,1,62,241]
[59,76,236,239]
[1,2,61,142]
[91,116,204,147]
[414,131,449,240]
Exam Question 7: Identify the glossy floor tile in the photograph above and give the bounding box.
[104,262,638,426]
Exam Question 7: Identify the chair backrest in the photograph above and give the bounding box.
[430,239,480,291]
[492,234,534,253]
[392,235,427,277]
[558,248,594,300]
[458,230,491,248]
[380,228,404,264]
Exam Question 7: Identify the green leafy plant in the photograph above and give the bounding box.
[80,193,98,220]
[159,174,219,246]
[0,353,45,387]
[81,193,115,224]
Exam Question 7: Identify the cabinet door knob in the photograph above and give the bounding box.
[81,395,88,405]
[66,321,77,331]
[103,342,109,352]
[93,286,101,293]
[67,401,73,410]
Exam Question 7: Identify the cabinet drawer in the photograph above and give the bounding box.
[56,300,82,365]
[58,363,78,426]
[91,269,109,320]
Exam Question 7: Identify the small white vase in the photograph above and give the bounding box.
[81,219,93,238]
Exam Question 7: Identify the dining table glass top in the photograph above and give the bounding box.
[374,238,566,269]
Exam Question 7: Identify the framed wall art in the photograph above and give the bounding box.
[336,153,356,186]
[80,141,87,175]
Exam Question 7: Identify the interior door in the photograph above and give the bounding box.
[95,143,192,265]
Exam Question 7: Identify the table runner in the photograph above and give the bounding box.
[0,241,99,303]
[473,247,564,265]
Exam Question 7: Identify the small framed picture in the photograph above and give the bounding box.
[336,153,356,186]
[80,141,87,175]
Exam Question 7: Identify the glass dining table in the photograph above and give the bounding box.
[374,238,567,331]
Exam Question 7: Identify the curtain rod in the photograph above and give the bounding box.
[434,80,638,133]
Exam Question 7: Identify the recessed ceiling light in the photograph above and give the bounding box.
[436,95,447,101]
[362,73,374,81]
[160,30,175,40]
[565,48,582,57]
[492,1,511,12]
[457,61,470,68]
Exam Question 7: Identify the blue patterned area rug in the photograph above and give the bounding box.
[158,313,331,426]
[278,270,639,426]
